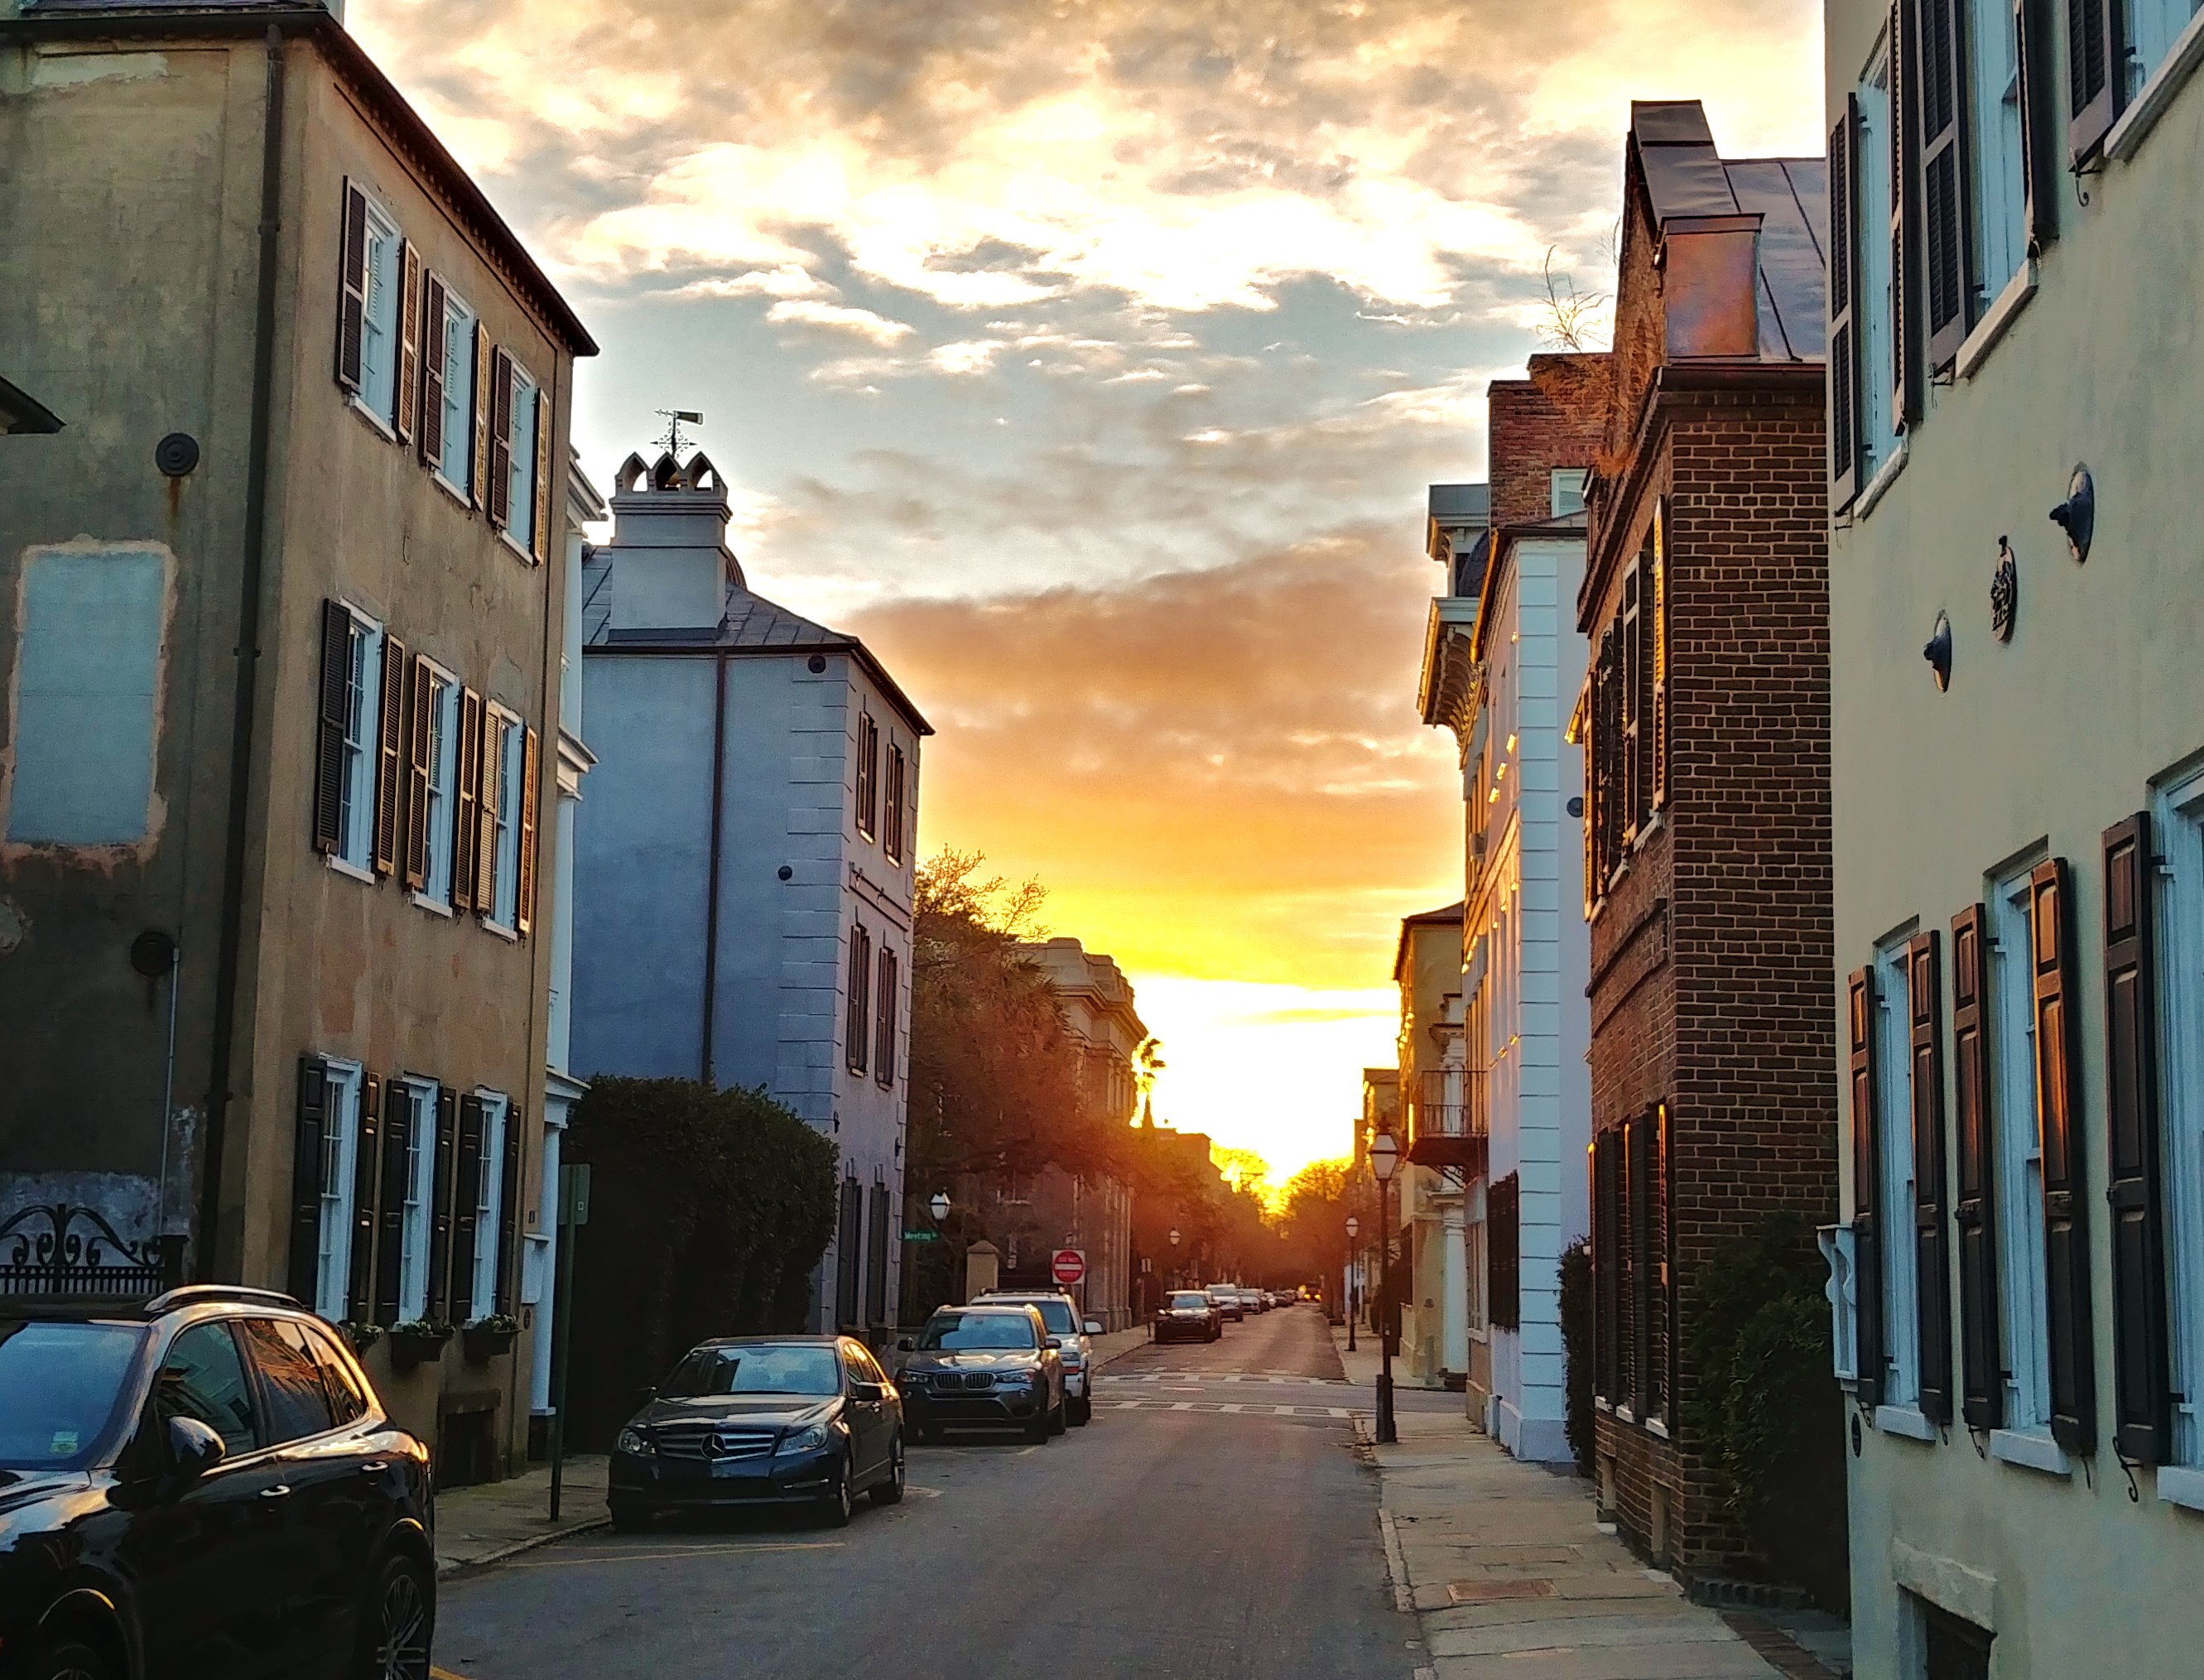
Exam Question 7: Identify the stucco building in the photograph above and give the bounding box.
[572,451,928,1336]
[1823,0,2204,1668]
[1393,902,1467,1388]
[1576,100,1836,1572]
[0,0,594,1483]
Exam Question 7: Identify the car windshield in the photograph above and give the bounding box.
[1168,1292,1210,1310]
[921,1312,1037,1350]
[0,1319,147,1471]
[660,1344,840,1398]
[997,1298,1076,1333]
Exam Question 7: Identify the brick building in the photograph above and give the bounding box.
[1575,100,1836,1574]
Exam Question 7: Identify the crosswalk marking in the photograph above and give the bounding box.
[1097,1398,1348,1421]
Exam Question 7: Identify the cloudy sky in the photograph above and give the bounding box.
[351,0,1821,1185]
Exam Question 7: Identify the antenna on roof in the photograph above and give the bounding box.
[654,408,705,458]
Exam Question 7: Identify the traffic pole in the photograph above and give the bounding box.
[547,1163,589,1522]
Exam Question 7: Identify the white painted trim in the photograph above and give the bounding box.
[2157,1464,2204,1514]
[326,855,376,886]
[1987,1427,2072,1477]
[1874,1403,1937,1442]
[1892,1539,1996,1630]
[2107,5,2204,161]
[410,892,453,918]
[1855,433,1910,519]
[1643,1416,1670,1440]
[1956,260,2038,382]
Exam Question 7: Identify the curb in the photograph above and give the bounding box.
[436,1514,611,1581]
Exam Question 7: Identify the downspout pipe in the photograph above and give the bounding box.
[700,652,729,1086]
[196,24,287,1278]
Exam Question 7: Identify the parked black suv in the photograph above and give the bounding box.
[0,1285,436,1680]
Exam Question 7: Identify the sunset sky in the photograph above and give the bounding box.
[350,0,1822,1186]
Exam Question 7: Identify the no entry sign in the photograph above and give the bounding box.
[1051,1248,1086,1287]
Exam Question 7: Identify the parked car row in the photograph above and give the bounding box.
[1152,1283,1301,1343]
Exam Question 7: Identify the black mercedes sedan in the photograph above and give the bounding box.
[893,1304,1064,1443]
[608,1336,904,1531]
[0,1285,436,1680]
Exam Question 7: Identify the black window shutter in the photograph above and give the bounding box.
[2065,0,2123,163]
[1650,503,1670,811]
[1595,1129,1622,1403]
[1580,684,1596,914]
[495,1105,523,1317]
[1908,932,1954,1423]
[347,1073,382,1324]
[315,600,351,854]
[335,180,368,392]
[1916,0,1975,369]
[2015,0,2059,251]
[866,1183,891,1328]
[452,1095,486,1322]
[1627,1114,1653,1412]
[394,242,421,442]
[426,1086,458,1323]
[836,1177,864,1329]
[403,658,432,891]
[1620,566,1642,845]
[1889,0,1926,431]
[1659,1102,1677,1421]
[375,1083,411,1324]
[2031,857,2096,1453]
[2104,814,2172,1464]
[289,1057,330,1304]
[487,349,514,528]
[1491,1173,1521,1332]
[453,688,483,912]
[419,275,447,469]
[1850,966,1886,1407]
[373,635,407,879]
[1828,98,1864,508]
[1951,905,2004,1429]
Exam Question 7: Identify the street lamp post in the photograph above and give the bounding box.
[1345,1215,1360,1352]
[1167,1227,1181,1290]
[1368,1132,1399,1445]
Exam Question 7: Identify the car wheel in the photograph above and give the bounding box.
[871,1434,907,1505]
[1024,1399,1052,1443]
[608,1499,651,1533]
[24,1639,112,1680]
[1049,1394,1067,1435]
[1071,1394,1091,1427]
[357,1551,435,1680]
[820,1451,854,1527]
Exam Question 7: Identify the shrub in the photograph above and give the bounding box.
[1558,1237,1595,1476]
[564,1077,837,1447]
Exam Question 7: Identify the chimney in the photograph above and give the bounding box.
[595,451,746,633]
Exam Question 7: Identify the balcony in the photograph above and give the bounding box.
[1406,1067,1488,1174]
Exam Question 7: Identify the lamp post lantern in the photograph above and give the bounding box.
[929,1191,950,1224]
[1345,1215,1361,1352]
[1368,1131,1399,1444]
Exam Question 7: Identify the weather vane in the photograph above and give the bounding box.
[654,407,705,458]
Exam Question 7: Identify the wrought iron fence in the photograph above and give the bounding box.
[0,1202,169,1300]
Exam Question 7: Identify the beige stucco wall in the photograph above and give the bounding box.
[1826,2,2204,1670]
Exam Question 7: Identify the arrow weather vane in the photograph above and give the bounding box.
[654,407,705,458]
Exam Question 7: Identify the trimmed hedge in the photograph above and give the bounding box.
[1558,1236,1595,1477]
[563,1078,837,1447]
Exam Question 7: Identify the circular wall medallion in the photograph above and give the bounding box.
[154,432,200,477]
[1990,538,2018,643]
[2049,465,2094,563]
[1924,611,1953,691]
[806,653,827,674]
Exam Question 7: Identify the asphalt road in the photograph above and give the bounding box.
[435,1305,1417,1680]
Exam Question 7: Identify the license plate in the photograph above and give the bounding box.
[711,1459,743,1477]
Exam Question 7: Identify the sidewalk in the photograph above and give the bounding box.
[1331,1327,1848,1680]
[432,1454,609,1578]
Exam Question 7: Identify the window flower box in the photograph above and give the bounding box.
[387,1321,455,1371]
[462,1315,522,1364]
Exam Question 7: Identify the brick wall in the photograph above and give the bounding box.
[1488,353,1610,530]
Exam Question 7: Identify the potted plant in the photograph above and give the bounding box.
[387,1319,454,1371]
[461,1313,522,1363]
[340,1321,384,1357]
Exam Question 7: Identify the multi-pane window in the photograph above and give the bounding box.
[1549,469,1587,517]
[315,1063,363,1321]
[874,946,898,1087]
[488,711,523,927]
[396,1080,437,1321]
[1966,0,2029,302]
[1990,862,2054,1435]
[2127,0,2204,102]
[505,370,540,553]
[419,668,459,905]
[471,1094,508,1321]
[1874,936,1921,1412]
[2154,769,2204,1466]
[883,745,907,863]
[435,290,476,494]
[846,922,873,1074]
[329,608,383,872]
[358,204,401,425]
[1855,48,1897,474]
[855,713,880,840]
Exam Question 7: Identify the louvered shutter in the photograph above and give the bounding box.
[346,1074,382,1323]
[1620,566,1641,845]
[1850,966,1885,1407]
[1595,1128,1621,1403]
[2065,0,2123,163]
[1628,1114,1654,1412]
[418,276,447,470]
[1908,932,1954,1423]
[453,689,483,912]
[373,634,407,878]
[315,603,352,854]
[532,380,554,563]
[289,1057,330,1304]
[487,349,514,530]
[1829,98,1864,508]
[1651,503,1670,810]
[475,711,503,916]
[2031,857,2096,1453]
[472,329,495,510]
[874,946,897,1081]
[1951,905,2004,1428]
[867,1182,891,1327]
[394,243,421,441]
[426,1086,458,1321]
[495,1105,523,1315]
[2104,814,2172,1463]
[2015,0,2058,252]
[375,1083,411,1324]
[1659,1101,1677,1420]
[335,181,368,392]
[403,657,432,890]
[836,1177,864,1329]
[1579,683,1596,914]
[517,727,540,936]
[452,1095,485,1321]
[1889,0,1925,431]
[1916,0,1972,371]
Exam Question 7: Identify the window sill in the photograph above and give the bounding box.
[1594,1396,1613,1414]
[348,395,397,443]
[411,891,454,918]
[1956,262,2038,383]
[2157,1464,2204,1514]
[326,854,377,886]
[1468,1326,1489,1345]
[482,919,519,943]
[1874,1403,1937,1442]
[2107,7,2204,162]
[1854,435,1910,520]
[1614,1403,1636,1425]
[1988,1427,2072,1478]
[1632,811,1667,851]
[498,528,537,565]
[433,470,473,510]
[1644,1415,1670,1440]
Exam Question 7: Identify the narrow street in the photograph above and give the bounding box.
[435,1307,1422,1679]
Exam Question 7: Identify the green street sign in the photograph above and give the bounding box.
[902,1230,941,1243]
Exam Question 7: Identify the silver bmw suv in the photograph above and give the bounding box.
[975,1290,1102,1425]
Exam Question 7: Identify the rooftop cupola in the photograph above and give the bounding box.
[594,449,746,633]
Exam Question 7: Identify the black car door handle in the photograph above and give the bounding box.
[358,1461,388,1475]
[258,1484,292,1500]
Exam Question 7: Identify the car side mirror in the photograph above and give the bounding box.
[1083,1320,1104,1336]
[897,1337,914,1352]
[1044,1336,1063,1350]
[166,1416,226,1480]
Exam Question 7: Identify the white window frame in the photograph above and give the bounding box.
[414,661,460,912]
[2127,0,2203,102]
[355,202,402,433]
[1966,0,2029,306]
[435,289,478,501]
[1874,933,1922,1422]
[333,606,383,877]
[1548,469,1587,517]
[393,1078,438,1322]
[2154,767,2204,1470]
[1990,855,2058,1453]
[470,1090,509,1322]
[485,705,522,931]
[316,1060,363,1321]
[503,366,540,555]
[1855,42,1898,483]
